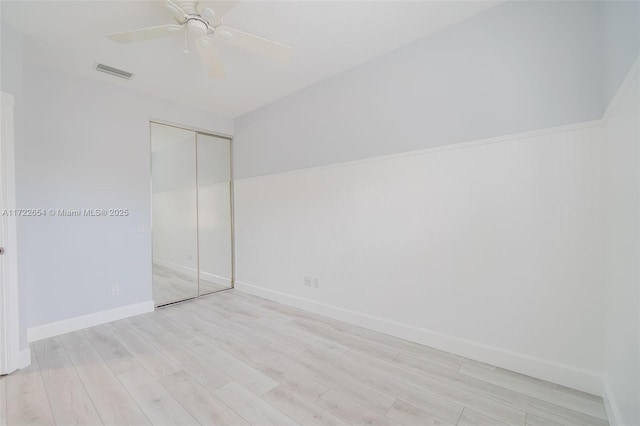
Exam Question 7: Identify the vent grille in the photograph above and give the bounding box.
[95,63,134,80]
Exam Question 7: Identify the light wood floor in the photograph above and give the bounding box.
[153,263,231,306]
[1,290,609,426]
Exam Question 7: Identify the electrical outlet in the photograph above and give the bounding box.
[304,276,312,287]
[111,284,120,296]
[137,224,145,233]
[313,278,319,288]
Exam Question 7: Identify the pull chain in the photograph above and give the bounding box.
[183,28,189,55]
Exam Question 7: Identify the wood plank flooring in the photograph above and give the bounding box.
[1,290,609,426]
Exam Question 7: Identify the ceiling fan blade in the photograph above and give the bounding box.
[196,38,226,78]
[215,26,292,62]
[107,24,183,44]
[166,0,188,24]
[197,1,239,22]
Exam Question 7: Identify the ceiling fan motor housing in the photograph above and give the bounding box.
[186,16,209,35]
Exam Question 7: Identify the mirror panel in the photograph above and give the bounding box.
[196,133,233,294]
[151,123,199,306]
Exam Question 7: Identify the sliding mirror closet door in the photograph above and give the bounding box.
[151,123,234,307]
[151,123,199,306]
[196,134,233,294]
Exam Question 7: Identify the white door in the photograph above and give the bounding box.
[0,91,22,375]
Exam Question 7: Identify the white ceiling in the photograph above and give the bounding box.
[1,0,499,118]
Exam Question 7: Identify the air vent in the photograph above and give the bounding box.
[95,63,134,80]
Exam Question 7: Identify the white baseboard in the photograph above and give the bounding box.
[602,380,623,426]
[235,281,603,396]
[27,301,154,342]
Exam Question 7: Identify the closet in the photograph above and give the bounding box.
[150,122,233,306]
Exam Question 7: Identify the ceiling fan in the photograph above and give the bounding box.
[106,0,292,78]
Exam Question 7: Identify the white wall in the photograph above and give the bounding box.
[601,63,640,425]
[0,21,28,351]
[234,0,604,179]
[235,122,604,394]
[20,64,233,329]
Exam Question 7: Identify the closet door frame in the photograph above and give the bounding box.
[149,120,235,307]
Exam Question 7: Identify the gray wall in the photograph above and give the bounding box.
[233,1,606,179]
[602,3,640,423]
[602,0,640,106]
[0,22,28,351]
[601,62,639,426]
[0,23,23,100]
[20,64,233,328]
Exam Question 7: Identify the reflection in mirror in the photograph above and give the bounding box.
[151,123,199,306]
[197,134,233,294]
